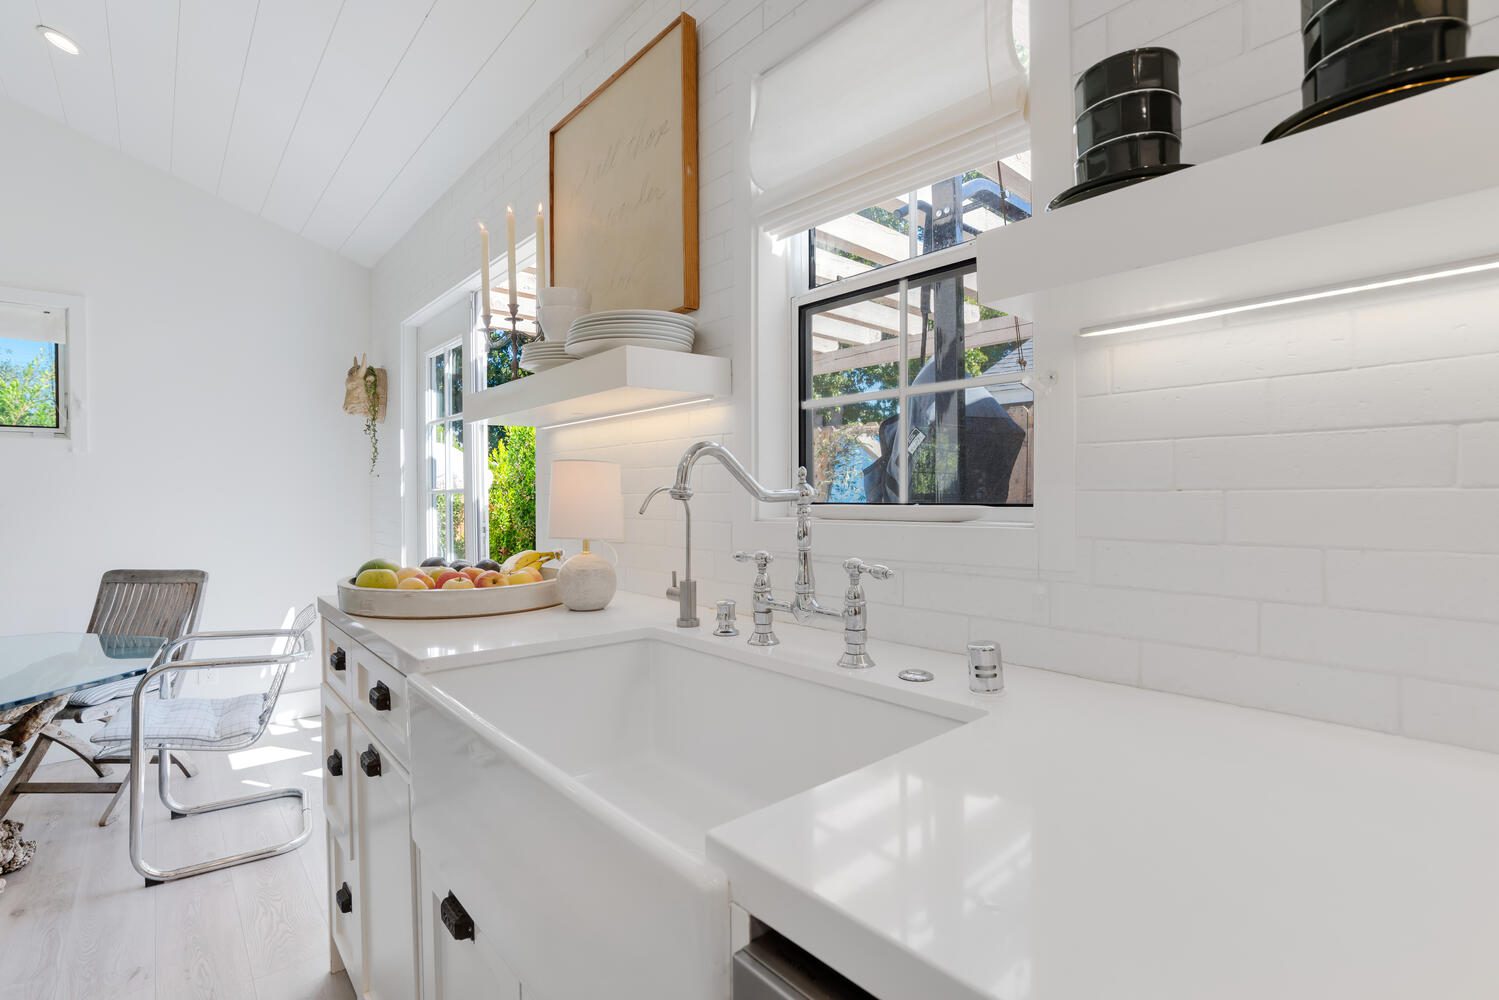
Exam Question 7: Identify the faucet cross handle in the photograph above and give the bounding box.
[734,549,773,571]
[842,557,894,585]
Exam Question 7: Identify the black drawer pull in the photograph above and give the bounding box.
[329,647,346,672]
[326,750,343,777]
[359,745,382,777]
[336,882,352,914]
[441,892,475,941]
[368,680,391,712]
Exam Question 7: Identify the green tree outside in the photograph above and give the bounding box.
[0,349,58,428]
[487,425,536,561]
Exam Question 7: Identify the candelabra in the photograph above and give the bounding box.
[481,301,539,381]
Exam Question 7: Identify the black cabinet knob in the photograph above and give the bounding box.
[336,882,352,914]
[329,648,346,672]
[440,892,475,941]
[325,750,343,777]
[368,680,391,712]
[359,745,382,778]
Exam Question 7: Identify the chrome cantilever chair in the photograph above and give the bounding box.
[49,570,209,787]
[91,604,317,886]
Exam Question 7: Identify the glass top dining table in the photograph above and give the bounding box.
[0,632,168,712]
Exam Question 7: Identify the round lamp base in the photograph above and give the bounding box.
[556,550,617,611]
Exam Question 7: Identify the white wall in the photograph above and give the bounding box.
[370,0,1499,753]
[0,99,371,694]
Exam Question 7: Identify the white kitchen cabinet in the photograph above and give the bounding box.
[352,718,419,1000]
[322,620,420,999]
[418,856,521,1000]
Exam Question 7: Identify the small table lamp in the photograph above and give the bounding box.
[548,460,625,611]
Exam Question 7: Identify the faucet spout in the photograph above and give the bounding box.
[670,441,808,505]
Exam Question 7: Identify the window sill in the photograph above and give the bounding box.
[810,504,1033,525]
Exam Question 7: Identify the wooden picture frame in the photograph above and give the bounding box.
[549,14,698,314]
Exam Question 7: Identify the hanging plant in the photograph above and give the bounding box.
[363,367,380,473]
[343,355,388,476]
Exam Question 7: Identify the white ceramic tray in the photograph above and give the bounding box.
[336,566,561,619]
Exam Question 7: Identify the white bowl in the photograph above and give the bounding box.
[539,303,588,341]
[538,286,589,307]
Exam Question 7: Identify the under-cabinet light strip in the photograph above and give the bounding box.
[539,396,714,431]
[1080,255,1499,338]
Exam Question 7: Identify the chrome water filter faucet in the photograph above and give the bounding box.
[640,486,698,628]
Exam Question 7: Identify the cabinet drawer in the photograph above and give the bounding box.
[350,643,408,764]
[419,854,521,1000]
[329,828,362,988]
[322,623,355,701]
[321,691,352,847]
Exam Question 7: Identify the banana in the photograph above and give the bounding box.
[500,549,563,573]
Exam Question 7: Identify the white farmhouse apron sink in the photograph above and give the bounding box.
[408,637,975,1000]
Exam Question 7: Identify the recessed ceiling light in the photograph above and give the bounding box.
[36,25,80,56]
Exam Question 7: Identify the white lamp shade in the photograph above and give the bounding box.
[548,460,624,541]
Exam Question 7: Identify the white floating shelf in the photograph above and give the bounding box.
[977,71,1499,331]
[464,345,731,428]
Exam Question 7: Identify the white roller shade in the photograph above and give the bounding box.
[0,301,66,344]
[750,0,1029,238]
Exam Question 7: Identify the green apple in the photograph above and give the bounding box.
[354,568,399,589]
[359,558,400,574]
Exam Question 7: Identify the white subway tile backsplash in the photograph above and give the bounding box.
[1076,490,1224,543]
[902,570,1049,624]
[988,621,1141,686]
[1261,604,1499,689]
[1141,643,1400,731]
[1077,379,1271,442]
[1093,540,1323,604]
[1460,424,1499,487]
[1051,582,1259,652]
[1269,355,1499,432]
[1400,680,1499,753]
[1077,442,1174,490]
[1227,490,1499,553]
[1175,427,1458,490]
[1325,550,1499,623]
[1351,280,1499,367]
[1108,312,1352,392]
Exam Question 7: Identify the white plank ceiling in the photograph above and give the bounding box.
[0,0,637,266]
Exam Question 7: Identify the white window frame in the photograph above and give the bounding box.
[421,336,466,562]
[0,286,86,447]
[786,226,1035,524]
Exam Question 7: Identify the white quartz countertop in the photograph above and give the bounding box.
[319,594,1499,1000]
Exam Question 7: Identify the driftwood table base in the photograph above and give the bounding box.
[0,696,122,875]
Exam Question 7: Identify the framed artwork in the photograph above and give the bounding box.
[549,14,698,313]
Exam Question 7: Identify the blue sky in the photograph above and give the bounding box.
[0,337,54,369]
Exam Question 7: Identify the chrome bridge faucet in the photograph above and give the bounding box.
[647,441,894,667]
[733,551,894,668]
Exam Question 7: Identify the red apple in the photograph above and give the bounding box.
[475,571,506,588]
[432,570,462,589]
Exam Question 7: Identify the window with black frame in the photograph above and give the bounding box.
[797,162,1034,507]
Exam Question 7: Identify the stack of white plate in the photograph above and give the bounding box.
[519,339,574,373]
[566,309,696,358]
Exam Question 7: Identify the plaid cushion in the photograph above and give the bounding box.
[91,693,269,750]
[67,675,161,708]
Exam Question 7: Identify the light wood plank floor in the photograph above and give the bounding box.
[0,718,352,1000]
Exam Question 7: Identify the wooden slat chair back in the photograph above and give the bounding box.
[59,570,210,720]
